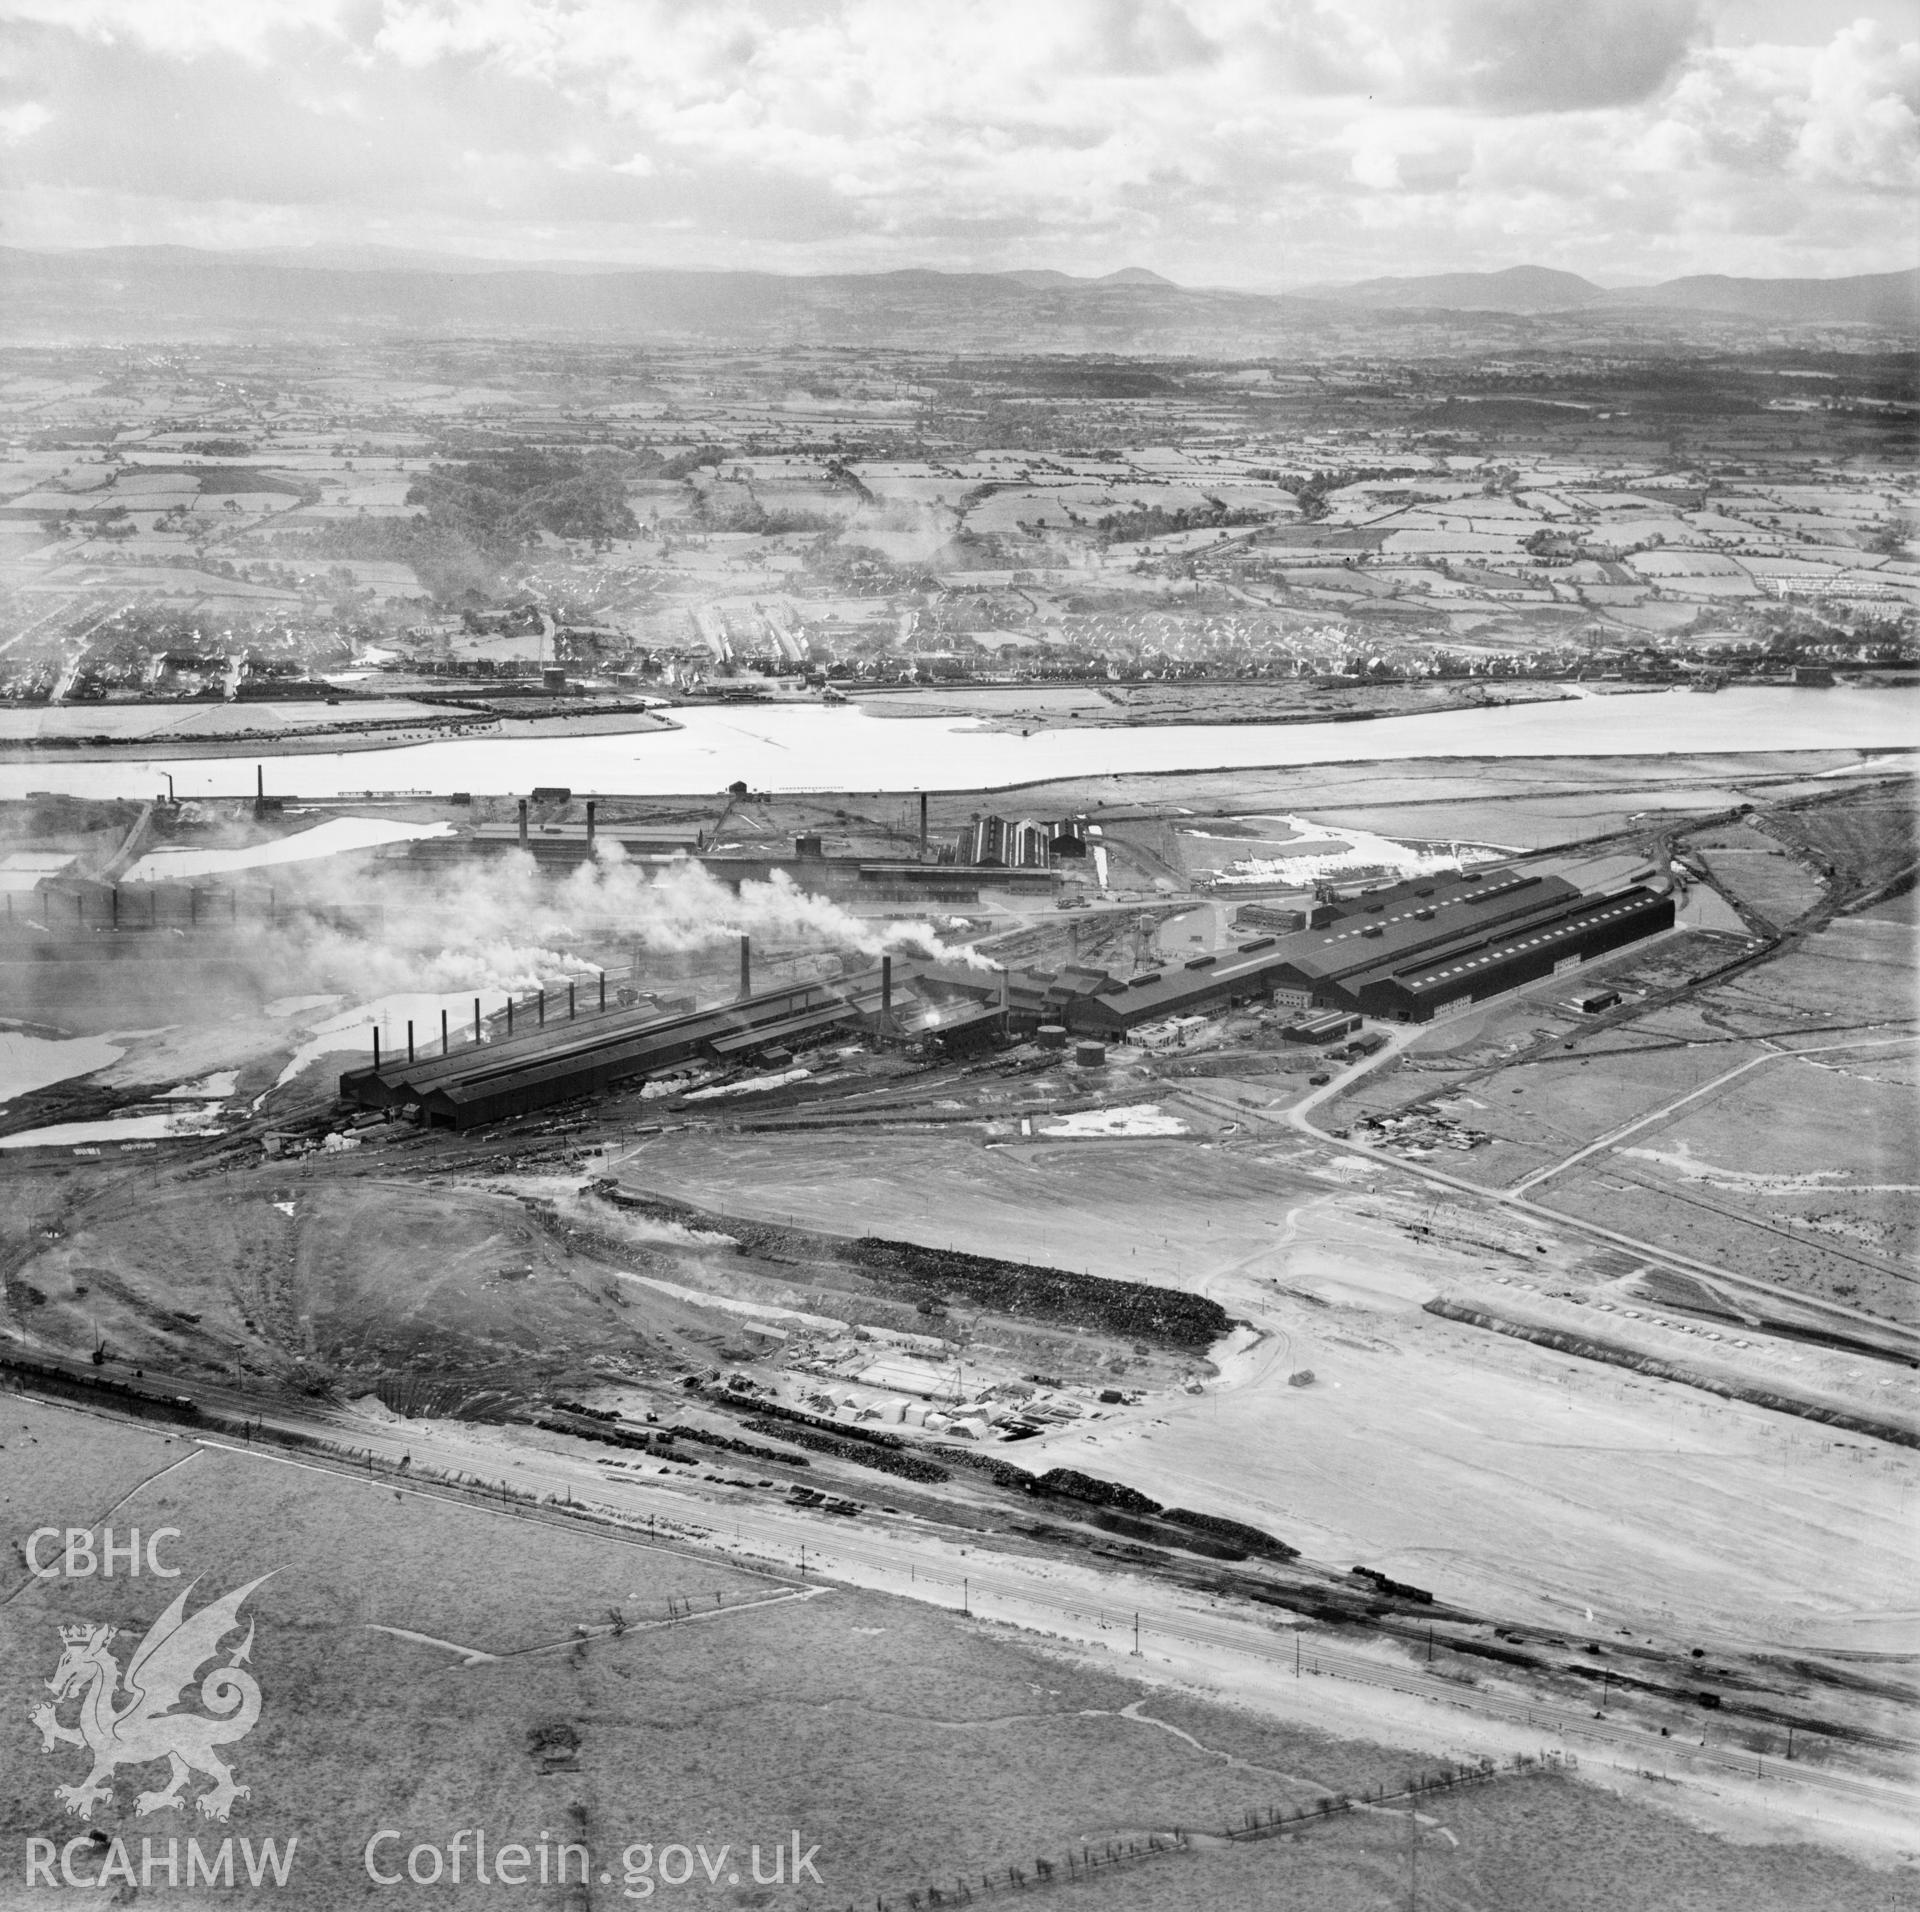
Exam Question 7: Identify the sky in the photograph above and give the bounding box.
[0,0,1914,286]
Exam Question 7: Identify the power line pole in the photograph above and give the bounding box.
[1408,1798,1417,1912]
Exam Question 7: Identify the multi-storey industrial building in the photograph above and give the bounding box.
[954,814,1052,868]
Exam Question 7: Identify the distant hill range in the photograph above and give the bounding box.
[1308,262,1919,327]
[0,247,1273,351]
[0,246,1911,349]
[1308,264,1603,312]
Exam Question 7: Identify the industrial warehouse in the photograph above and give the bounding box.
[1063,866,1675,1035]
[446,793,1059,902]
[335,861,1676,1129]
[337,943,1006,1129]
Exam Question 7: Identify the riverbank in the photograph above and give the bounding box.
[0,686,1911,804]
[845,678,1585,732]
[0,703,680,763]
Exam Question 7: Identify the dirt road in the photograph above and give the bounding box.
[1287,1025,1920,1354]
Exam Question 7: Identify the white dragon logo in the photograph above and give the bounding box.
[29,1575,272,1823]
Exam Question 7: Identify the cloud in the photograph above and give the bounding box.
[0,0,358,61]
[0,98,50,142]
[1796,18,1920,190]
[1429,0,1707,112]
[1642,20,1918,196]
[0,0,1911,281]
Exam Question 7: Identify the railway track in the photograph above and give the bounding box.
[6,1350,1912,1826]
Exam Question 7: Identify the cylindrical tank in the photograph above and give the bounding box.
[1074,1042,1106,1067]
[1036,1024,1067,1050]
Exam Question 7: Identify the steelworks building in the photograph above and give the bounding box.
[336,957,1006,1130]
[1065,868,1674,1035]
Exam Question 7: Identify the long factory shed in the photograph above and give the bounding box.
[333,948,994,1128]
[1349,883,1675,1021]
[1060,938,1296,1035]
[1065,867,1675,1034]
[339,977,874,1129]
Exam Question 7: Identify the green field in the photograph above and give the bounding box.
[8,1398,1907,1909]
[1086,1772,1915,1912]
[0,1399,1402,1907]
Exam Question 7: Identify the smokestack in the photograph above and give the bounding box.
[599,971,606,1012]
[738,934,752,1000]
[474,998,481,1045]
[568,981,576,1020]
[518,799,529,846]
[537,989,545,1027]
[999,965,1010,1034]
[585,800,596,851]
[407,1020,414,1064]
[441,1009,449,1056]
[256,764,263,801]
[506,999,514,1037]
[919,792,928,855]
[882,954,893,1018]
[373,1028,380,1070]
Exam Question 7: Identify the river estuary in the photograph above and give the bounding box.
[0,686,1908,802]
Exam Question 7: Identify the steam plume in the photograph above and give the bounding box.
[133,837,993,1014]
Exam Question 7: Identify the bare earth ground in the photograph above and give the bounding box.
[0,1158,1210,1416]
[607,1129,1920,1656]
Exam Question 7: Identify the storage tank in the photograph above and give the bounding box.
[1074,1042,1107,1067]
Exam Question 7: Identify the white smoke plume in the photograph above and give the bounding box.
[579,843,994,967]
[166,837,995,1013]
